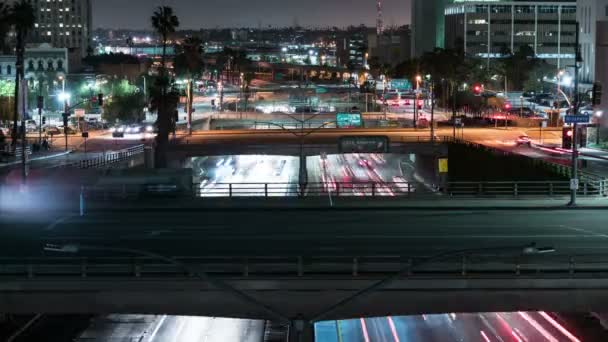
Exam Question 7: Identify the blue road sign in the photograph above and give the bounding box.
[564,115,590,124]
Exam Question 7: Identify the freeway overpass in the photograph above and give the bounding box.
[3,200,608,336]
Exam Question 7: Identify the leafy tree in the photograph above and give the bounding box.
[0,80,14,122]
[9,0,35,138]
[496,45,538,91]
[151,6,179,168]
[103,92,145,123]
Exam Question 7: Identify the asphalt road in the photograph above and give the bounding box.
[315,312,583,342]
[3,207,608,259]
[191,155,299,197]
[68,315,264,342]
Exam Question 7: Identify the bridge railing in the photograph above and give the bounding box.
[447,180,607,197]
[61,144,145,169]
[82,179,606,199]
[195,181,416,198]
[4,255,608,279]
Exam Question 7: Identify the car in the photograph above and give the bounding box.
[110,125,126,138]
[516,135,532,146]
[126,124,142,134]
[44,126,62,136]
[579,105,594,116]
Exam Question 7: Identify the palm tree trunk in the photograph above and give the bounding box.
[12,31,24,145]
[155,35,169,168]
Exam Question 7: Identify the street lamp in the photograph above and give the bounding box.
[414,75,422,128]
[58,91,71,102]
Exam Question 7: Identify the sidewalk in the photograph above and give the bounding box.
[83,196,608,212]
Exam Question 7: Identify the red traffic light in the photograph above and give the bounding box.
[473,84,483,95]
[566,130,573,137]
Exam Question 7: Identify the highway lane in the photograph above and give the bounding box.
[191,155,299,196]
[4,208,608,258]
[69,314,264,342]
[144,315,264,342]
[317,311,583,342]
[307,154,415,196]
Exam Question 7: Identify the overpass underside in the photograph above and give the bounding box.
[1,277,606,319]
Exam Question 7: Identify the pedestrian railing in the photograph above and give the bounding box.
[447,180,608,197]
[4,254,608,279]
[80,179,607,199]
[194,181,417,198]
[62,145,145,169]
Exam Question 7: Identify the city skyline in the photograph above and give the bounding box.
[92,0,411,29]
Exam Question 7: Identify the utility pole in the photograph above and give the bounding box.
[430,79,435,142]
[569,22,581,207]
[63,100,69,152]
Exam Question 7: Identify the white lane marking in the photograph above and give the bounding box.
[44,214,77,231]
[147,315,167,342]
[559,225,608,239]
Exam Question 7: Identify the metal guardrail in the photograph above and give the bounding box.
[447,181,608,197]
[3,255,608,279]
[195,182,416,198]
[83,179,606,199]
[62,145,145,169]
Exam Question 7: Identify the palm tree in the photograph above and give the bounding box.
[0,3,11,54]
[151,6,179,75]
[10,0,35,140]
[151,6,179,168]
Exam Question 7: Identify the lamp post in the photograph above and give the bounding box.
[568,23,581,207]
[414,75,422,128]
[556,69,564,108]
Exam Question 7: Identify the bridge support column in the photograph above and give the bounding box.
[288,319,314,342]
[144,146,154,169]
[298,153,308,188]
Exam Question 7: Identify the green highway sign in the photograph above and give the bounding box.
[339,136,389,153]
[336,112,362,128]
[390,79,412,91]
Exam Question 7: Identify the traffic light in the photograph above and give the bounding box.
[42,116,46,125]
[37,96,44,110]
[97,93,104,106]
[562,127,573,149]
[473,84,483,96]
[592,82,603,105]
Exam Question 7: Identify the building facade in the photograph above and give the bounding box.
[578,0,608,83]
[411,0,452,57]
[335,28,369,69]
[30,0,92,58]
[445,1,576,69]
[368,26,411,67]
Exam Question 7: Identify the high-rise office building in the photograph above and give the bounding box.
[29,0,92,58]
[578,0,608,83]
[411,0,452,58]
[444,1,577,69]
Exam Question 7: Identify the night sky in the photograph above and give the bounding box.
[93,0,411,29]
